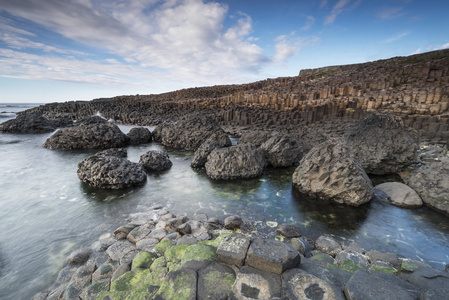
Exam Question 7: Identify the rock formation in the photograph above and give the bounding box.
[139,150,173,172]
[259,133,302,167]
[0,113,55,133]
[127,127,152,145]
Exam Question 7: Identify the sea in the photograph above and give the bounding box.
[0,103,449,299]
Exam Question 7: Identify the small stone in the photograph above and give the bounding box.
[177,236,198,246]
[176,223,192,235]
[276,223,302,238]
[366,250,400,267]
[315,235,342,257]
[113,224,136,240]
[205,217,224,230]
[224,215,243,230]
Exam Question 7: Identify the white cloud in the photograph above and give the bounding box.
[324,0,351,25]
[410,48,421,55]
[437,43,449,50]
[382,32,409,43]
[273,34,319,64]
[0,0,270,86]
[301,16,315,31]
[378,7,406,20]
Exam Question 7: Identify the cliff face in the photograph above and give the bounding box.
[26,49,449,143]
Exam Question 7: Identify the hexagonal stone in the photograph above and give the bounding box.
[106,240,136,261]
[232,266,281,300]
[245,238,300,274]
[198,263,236,300]
[216,233,251,267]
[154,268,197,300]
[282,268,345,300]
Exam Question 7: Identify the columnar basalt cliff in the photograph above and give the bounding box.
[25,49,449,143]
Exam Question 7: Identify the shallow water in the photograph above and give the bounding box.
[0,104,448,299]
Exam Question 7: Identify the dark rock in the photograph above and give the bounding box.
[259,133,302,167]
[139,150,173,172]
[293,141,373,206]
[238,130,273,147]
[205,217,224,230]
[43,120,129,150]
[113,224,137,240]
[205,145,265,180]
[366,250,400,268]
[232,266,281,300]
[77,155,146,189]
[198,263,236,300]
[299,257,352,292]
[127,127,152,145]
[67,248,92,265]
[404,158,449,215]
[92,261,119,282]
[398,259,449,291]
[111,263,131,282]
[95,148,127,158]
[276,223,302,238]
[154,268,197,300]
[75,116,107,126]
[344,113,419,175]
[282,268,345,300]
[64,262,95,300]
[216,233,251,267]
[79,278,110,300]
[0,113,55,133]
[224,215,243,230]
[315,235,342,257]
[335,251,370,269]
[245,238,301,274]
[420,289,449,300]
[176,223,192,235]
[375,182,423,208]
[191,133,232,168]
[344,270,418,300]
[106,240,137,261]
[310,252,336,268]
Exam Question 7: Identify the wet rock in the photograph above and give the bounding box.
[181,244,216,270]
[77,155,147,189]
[293,141,373,206]
[245,237,301,274]
[139,150,173,172]
[0,113,55,133]
[205,144,265,180]
[176,223,192,235]
[154,268,197,300]
[341,240,365,254]
[238,130,273,147]
[398,259,449,291]
[136,238,159,250]
[310,252,336,268]
[95,147,127,158]
[197,262,236,300]
[216,233,251,267]
[67,248,92,265]
[92,261,119,282]
[127,127,152,145]
[369,261,397,274]
[110,264,131,282]
[375,182,423,208]
[79,278,110,300]
[276,223,302,238]
[335,251,370,269]
[43,119,129,150]
[113,224,137,240]
[299,257,352,292]
[127,225,152,244]
[366,250,400,268]
[344,113,419,175]
[282,268,345,300]
[404,158,449,215]
[64,262,95,300]
[420,289,449,300]
[232,266,282,300]
[106,240,137,261]
[259,133,302,167]
[205,217,224,230]
[315,235,342,257]
[344,270,418,300]
[224,215,243,230]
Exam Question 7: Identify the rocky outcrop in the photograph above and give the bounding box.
[127,127,152,145]
[77,152,146,189]
[259,133,302,167]
[43,117,129,150]
[404,158,449,215]
[0,113,55,133]
[205,145,265,180]
[344,114,419,175]
[191,133,232,168]
[139,150,172,172]
[375,182,423,208]
[292,141,373,206]
[238,130,273,147]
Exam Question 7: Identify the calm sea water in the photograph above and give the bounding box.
[0,103,448,299]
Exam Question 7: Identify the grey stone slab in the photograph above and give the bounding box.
[232,266,281,300]
[216,233,251,267]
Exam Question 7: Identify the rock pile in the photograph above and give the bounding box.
[33,209,449,300]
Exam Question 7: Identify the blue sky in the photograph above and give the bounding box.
[0,0,448,103]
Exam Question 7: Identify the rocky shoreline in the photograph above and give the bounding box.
[32,208,449,300]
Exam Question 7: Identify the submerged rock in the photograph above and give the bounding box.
[43,118,129,150]
[205,144,265,180]
[77,154,147,189]
[0,113,55,133]
[139,150,173,172]
[344,113,419,175]
[292,141,373,206]
[404,158,449,215]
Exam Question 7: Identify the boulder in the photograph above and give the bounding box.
[288,126,327,153]
[0,113,55,133]
[344,113,419,175]
[43,119,129,150]
[259,133,302,167]
[77,154,147,189]
[276,223,302,238]
[205,145,265,180]
[191,134,232,168]
[404,158,449,215]
[224,215,243,230]
[292,141,373,206]
[127,127,152,145]
[139,150,173,172]
[158,114,227,150]
[375,182,423,208]
[238,130,273,147]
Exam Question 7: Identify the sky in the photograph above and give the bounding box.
[0,0,448,103]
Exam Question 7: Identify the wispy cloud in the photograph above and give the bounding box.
[410,48,421,55]
[382,32,409,43]
[320,0,329,8]
[324,0,351,25]
[436,42,449,50]
[378,7,406,20]
[273,34,319,64]
[301,16,315,30]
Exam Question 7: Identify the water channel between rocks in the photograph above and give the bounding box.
[0,120,448,300]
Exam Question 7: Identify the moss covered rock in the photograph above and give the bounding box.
[132,251,156,269]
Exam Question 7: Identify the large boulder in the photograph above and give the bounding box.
[43,118,129,150]
[0,113,55,133]
[205,145,265,180]
[404,158,449,215]
[344,113,419,175]
[191,133,232,168]
[127,127,152,145]
[238,130,273,147]
[157,114,227,150]
[77,153,147,189]
[259,133,302,167]
[292,141,373,206]
[139,150,173,172]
